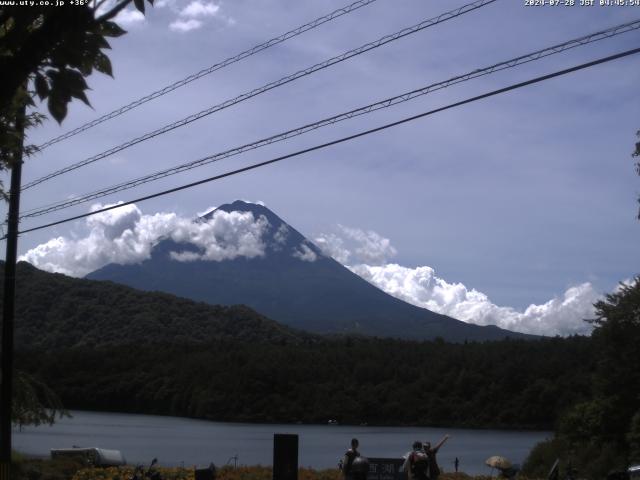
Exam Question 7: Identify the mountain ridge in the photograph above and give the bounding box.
[87,200,533,342]
[1,260,314,350]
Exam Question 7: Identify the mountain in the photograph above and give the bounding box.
[87,200,532,341]
[1,261,312,350]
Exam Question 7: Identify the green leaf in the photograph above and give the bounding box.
[100,21,127,38]
[71,88,91,107]
[134,0,145,14]
[87,33,111,50]
[93,51,113,77]
[78,53,94,76]
[34,73,50,100]
[47,95,68,124]
[61,68,89,92]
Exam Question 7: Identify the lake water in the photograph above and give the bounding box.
[13,411,551,475]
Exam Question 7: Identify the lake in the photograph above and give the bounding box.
[13,411,551,475]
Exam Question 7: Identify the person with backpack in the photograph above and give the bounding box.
[403,441,430,480]
[340,438,361,480]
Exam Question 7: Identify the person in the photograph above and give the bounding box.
[403,441,430,480]
[340,438,361,480]
[454,457,459,473]
[423,435,450,480]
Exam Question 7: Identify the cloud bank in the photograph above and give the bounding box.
[20,202,270,277]
[315,227,599,336]
[350,264,598,336]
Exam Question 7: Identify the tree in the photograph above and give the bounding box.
[0,0,153,120]
[12,371,68,428]
[0,0,154,189]
[0,0,153,435]
[589,278,640,440]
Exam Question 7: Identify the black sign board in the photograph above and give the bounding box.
[367,458,405,480]
[273,434,298,480]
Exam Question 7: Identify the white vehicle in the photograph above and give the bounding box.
[629,465,640,480]
[51,447,126,466]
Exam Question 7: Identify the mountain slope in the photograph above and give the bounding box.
[87,201,532,341]
[1,261,312,350]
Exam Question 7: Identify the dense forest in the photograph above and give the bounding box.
[17,336,594,429]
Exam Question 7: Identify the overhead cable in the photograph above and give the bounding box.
[20,18,640,219]
[36,0,381,151]
[23,0,497,191]
[15,45,640,237]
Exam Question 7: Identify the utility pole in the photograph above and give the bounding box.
[0,101,26,480]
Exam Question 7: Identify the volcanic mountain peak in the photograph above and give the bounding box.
[148,200,323,265]
[87,200,534,342]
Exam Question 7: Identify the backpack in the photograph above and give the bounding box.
[351,456,369,475]
[344,449,359,475]
[410,451,429,476]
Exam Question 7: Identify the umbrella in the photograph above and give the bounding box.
[485,456,512,470]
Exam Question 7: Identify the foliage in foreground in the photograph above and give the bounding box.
[11,453,86,480]
[522,278,640,480]
[67,466,532,480]
[70,465,341,480]
[9,455,547,480]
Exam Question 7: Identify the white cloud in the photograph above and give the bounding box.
[169,18,203,32]
[164,0,226,32]
[20,202,270,277]
[273,224,289,247]
[292,243,317,262]
[197,206,217,217]
[316,226,600,336]
[314,225,396,265]
[115,8,145,26]
[96,0,145,26]
[350,263,599,336]
[314,233,350,264]
[340,226,397,265]
[179,0,219,18]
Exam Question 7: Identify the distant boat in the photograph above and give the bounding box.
[328,419,339,425]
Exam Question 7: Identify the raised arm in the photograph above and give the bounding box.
[433,435,450,452]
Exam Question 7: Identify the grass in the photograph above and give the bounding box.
[9,457,539,480]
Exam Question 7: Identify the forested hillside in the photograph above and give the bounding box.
[17,336,593,429]
[2,261,314,349]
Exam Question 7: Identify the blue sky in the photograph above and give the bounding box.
[6,0,640,334]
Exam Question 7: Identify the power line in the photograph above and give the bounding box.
[35,0,380,151]
[20,18,640,219]
[23,0,497,191]
[15,46,640,238]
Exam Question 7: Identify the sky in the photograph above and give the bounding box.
[4,0,640,336]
